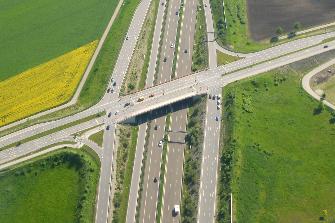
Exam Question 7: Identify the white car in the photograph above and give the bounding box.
[158,140,163,147]
[170,43,175,48]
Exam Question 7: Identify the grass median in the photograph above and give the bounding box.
[191,2,208,72]
[217,51,335,222]
[181,97,206,223]
[112,125,139,223]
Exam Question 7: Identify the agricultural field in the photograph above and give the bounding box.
[247,0,335,41]
[0,0,118,81]
[0,41,97,127]
[0,148,100,223]
[218,52,335,222]
[311,65,335,106]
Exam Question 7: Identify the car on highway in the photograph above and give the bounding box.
[324,45,328,48]
[154,125,158,130]
[173,205,180,216]
[215,116,219,121]
[106,125,110,130]
[153,177,158,183]
[108,112,112,117]
[124,102,131,107]
[158,140,163,147]
[163,57,167,62]
[184,49,188,53]
[175,11,179,16]
[170,43,175,48]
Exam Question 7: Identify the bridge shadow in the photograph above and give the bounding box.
[122,96,200,125]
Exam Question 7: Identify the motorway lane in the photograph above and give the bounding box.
[138,117,166,223]
[161,110,187,223]
[160,0,197,222]
[197,89,221,223]
[126,0,167,222]
[2,32,335,149]
[138,0,182,221]
[138,0,181,220]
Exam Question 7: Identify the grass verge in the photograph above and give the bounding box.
[0,147,100,223]
[217,51,335,222]
[181,97,206,222]
[112,125,139,223]
[88,130,104,147]
[216,50,239,66]
[191,2,209,72]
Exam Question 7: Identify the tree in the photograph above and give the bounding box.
[294,21,302,31]
[276,26,284,35]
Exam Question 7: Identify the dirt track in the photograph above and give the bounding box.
[247,0,335,41]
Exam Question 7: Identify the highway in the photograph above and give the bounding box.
[1,8,335,222]
[138,0,182,221]
[126,0,167,221]
[160,0,197,221]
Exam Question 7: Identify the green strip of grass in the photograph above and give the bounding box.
[0,147,100,223]
[112,125,139,223]
[191,3,208,73]
[88,130,104,147]
[156,114,171,223]
[181,97,206,223]
[216,50,239,66]
[217,52,335,222]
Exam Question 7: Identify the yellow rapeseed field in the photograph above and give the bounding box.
[0,40,98,126]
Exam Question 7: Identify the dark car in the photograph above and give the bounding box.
[124,102,131,107]
[106,125,110,130]
[163,57,167,62]
[108,112,112,117]
[324,45,329,48]
[153,177,158,183]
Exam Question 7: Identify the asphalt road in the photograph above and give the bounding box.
[138,0,182,221]
[160,0,197,222]
[197,88,221,223]
[126,0,167,221]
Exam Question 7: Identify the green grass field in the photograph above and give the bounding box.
[218,56,335,222]
[0,148,100,223]
[0,0,118,81]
